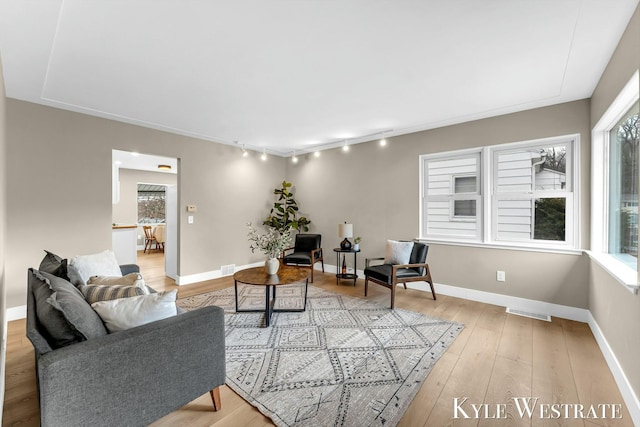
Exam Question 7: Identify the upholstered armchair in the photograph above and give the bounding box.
[282,233,324,282]
[364,241,436,309]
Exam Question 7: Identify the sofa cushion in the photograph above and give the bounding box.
[81,283,150,304]
[364,264,422,284]
[88,272,146,287]
[70,250,122,283]
[283,252,313,265]
[92,290,178,333]
[29,269,107,348]
[383,240,414,265]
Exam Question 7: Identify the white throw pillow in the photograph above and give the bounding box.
[70,250,122,284]
[91,290,178,333]
[383,240,414,265]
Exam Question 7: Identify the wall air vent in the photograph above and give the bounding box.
[506,308,551,322]
[221,264,235,276]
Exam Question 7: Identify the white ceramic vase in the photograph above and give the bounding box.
[265,257,279,275]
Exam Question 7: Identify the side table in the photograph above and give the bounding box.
[333,247,360,286]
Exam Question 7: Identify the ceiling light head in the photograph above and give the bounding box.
[157,164,172,171]
[292,151,298,163]
[261,149,267,161]
[342,144,350,152]
[314,151,321,158]
[379,138,387,147]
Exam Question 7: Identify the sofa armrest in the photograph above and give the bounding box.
[36,306,225,427]
[119,264,140,275]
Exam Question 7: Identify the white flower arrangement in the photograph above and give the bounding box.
[247,224,292,259]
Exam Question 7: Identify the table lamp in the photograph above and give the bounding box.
[338,222,353,250]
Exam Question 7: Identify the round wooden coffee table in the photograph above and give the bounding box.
[233,263,310,327]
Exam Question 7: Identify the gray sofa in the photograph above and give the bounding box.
[26,258,226,427]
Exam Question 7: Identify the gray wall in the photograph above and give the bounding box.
[589,4,640,401]
[287,99,591,308]
[5,100,286,308]
[0,52,7,422]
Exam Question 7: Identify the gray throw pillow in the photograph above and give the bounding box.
[30,269,107,348]
[38,250,64,274]
[38,250,85,287]
[29,269,83,348]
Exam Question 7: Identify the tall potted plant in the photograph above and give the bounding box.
[263,181,311,232]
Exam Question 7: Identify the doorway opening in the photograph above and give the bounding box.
[112,150,179,284]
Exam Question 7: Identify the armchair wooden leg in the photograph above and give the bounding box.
[321,259,325,272]
[364,277,369,296]
[425,269,436,300]
[210,387,222,411]
[390,283,396,309]
[310,266,314,283]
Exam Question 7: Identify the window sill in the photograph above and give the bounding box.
[586,251,639,294]
[418,238,583,255]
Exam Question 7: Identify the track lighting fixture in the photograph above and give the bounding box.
[292,151,298,163]
[379,132,387,146]
[261,148,267,161]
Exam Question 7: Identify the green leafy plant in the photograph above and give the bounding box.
[247,224,292,259]
[354,236,362,244]
[263,181,311,232]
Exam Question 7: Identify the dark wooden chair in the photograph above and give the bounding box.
[364,242,436,309]
[143,225,158,253]
[282,234,324,283]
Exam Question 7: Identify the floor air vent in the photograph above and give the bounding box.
[506,308,551,322]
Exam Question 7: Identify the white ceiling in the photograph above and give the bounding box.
[1,1,638,156]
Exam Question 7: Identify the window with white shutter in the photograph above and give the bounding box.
[422,151,482,241]
[420,135,578,249]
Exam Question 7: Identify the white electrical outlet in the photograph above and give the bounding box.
[497,270,506,282]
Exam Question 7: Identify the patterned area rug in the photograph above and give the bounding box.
[178,285,463,427]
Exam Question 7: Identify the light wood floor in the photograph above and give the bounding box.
[3,251,634,426]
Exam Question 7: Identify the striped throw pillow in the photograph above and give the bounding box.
[81,284,149,304]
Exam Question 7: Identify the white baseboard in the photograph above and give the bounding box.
[588,312,640,427]
[405,281,590,323]
[176,262,263,285]
[6,305,26,322]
